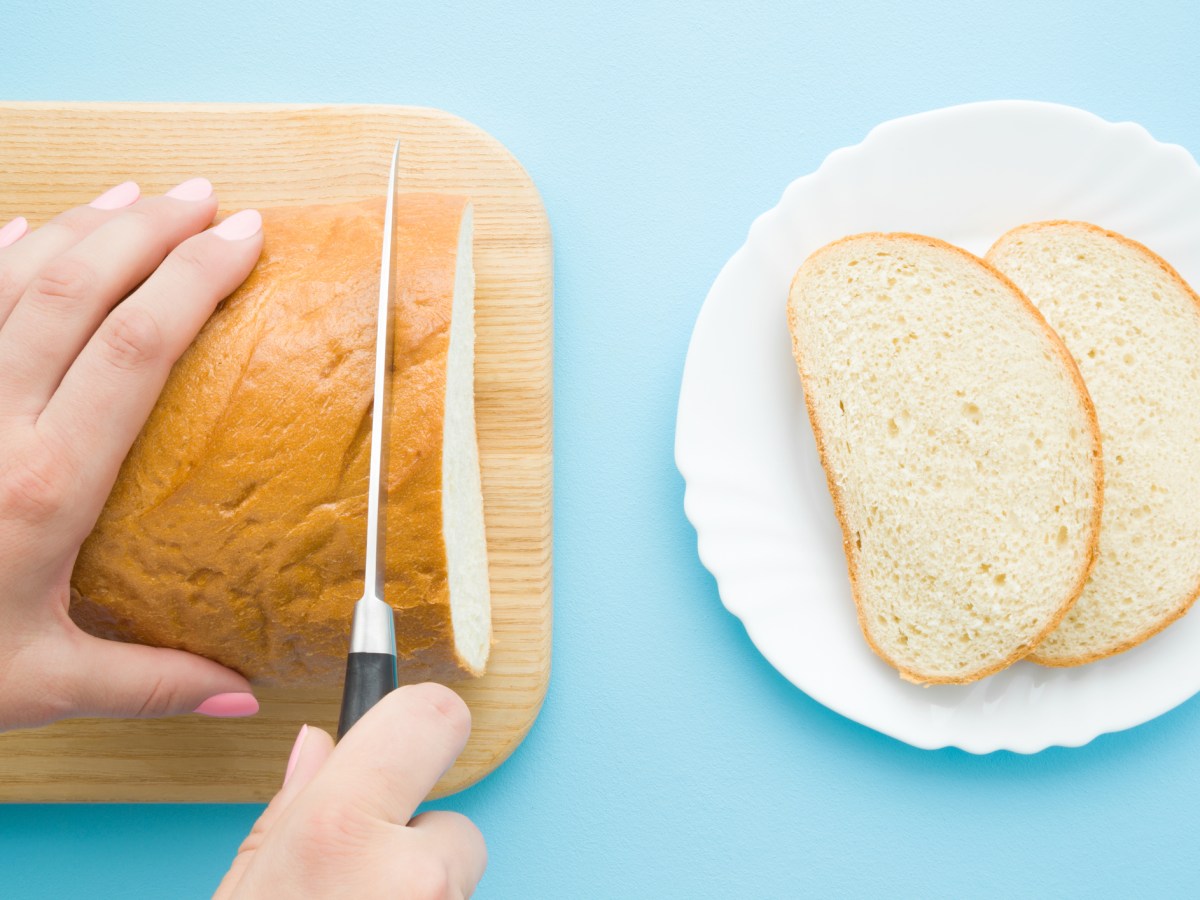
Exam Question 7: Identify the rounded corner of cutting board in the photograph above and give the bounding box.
[0,100,553,803]
[402,106,550,224]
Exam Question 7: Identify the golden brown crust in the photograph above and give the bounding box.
[787,232,1105,684]
[988,220,1200,667]
[70,195,476,686]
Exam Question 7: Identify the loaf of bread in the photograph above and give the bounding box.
[788,234,1103,684]
[988,222,1200,664]
[69,195,491,685]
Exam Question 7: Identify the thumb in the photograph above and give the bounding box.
[60,631,257,719]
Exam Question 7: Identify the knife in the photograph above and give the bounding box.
[337,139,402,739]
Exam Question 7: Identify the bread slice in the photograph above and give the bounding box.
[988,222,1200,665]
[433,198,491,678]
[392,195,491,679]
[70,196,491,685]
[788,234,1103,684]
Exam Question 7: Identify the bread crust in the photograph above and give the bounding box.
[988,220,1200,667]
[70,196,480,685]
[787,232,1105,684]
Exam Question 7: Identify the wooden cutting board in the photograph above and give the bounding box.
[0,102,552,802]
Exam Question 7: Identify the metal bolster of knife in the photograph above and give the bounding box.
[349,596,397,655]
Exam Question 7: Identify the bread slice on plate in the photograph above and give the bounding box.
[988,222,1200,665]
[788,234,1103,684]
[71,196,491,685]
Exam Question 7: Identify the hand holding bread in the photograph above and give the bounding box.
[0,180,263,729]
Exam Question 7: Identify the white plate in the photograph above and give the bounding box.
[676,101,1200,753]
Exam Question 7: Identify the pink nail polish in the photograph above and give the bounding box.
[193,692,259,717]
[283,724,309,786]
[0,216,28,248]
[89,181,140,210]
[165,177,213,201]
[211,208,262,241]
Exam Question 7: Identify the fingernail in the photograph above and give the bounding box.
[0,216,27,248]
[165,177,213,201]
[211,208,262,241]
[193,692,259,718]
[89,181,140,210]
[283,724,309,787]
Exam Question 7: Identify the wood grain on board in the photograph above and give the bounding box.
[0,102,552,801]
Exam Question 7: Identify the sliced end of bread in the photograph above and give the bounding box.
[988,221,1200,665]
[788,233,1103,684]
[443,202,492,675]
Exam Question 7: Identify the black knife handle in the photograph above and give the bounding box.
[337,652,398,739]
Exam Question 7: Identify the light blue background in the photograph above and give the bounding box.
[3,1,1200,897]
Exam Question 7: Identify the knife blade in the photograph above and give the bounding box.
[337,138,402,739]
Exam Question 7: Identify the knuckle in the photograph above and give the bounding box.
[446,811,484,849]
[294,806,372,857]
[97,304,163,372]
[403,859,455,900]
[407,683,471,741]
[166,237,212,279]
[0,454,68,522]
[118,206,156,231]
[234,814,272,857]
[46,208,96,242]
[117,207,174,251]
[0,264,23,305]
[27,257,95,310]
[133,675,177,718]
[280,811,391,895]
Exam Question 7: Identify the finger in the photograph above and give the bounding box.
[273,725,338,824]
[37,209,263,526]
[0,182,140,328]
[305,683,472,825]
[213,725,336,900]
[0,180,219,417]
[409,810,489,896]
[57,629,255,720]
